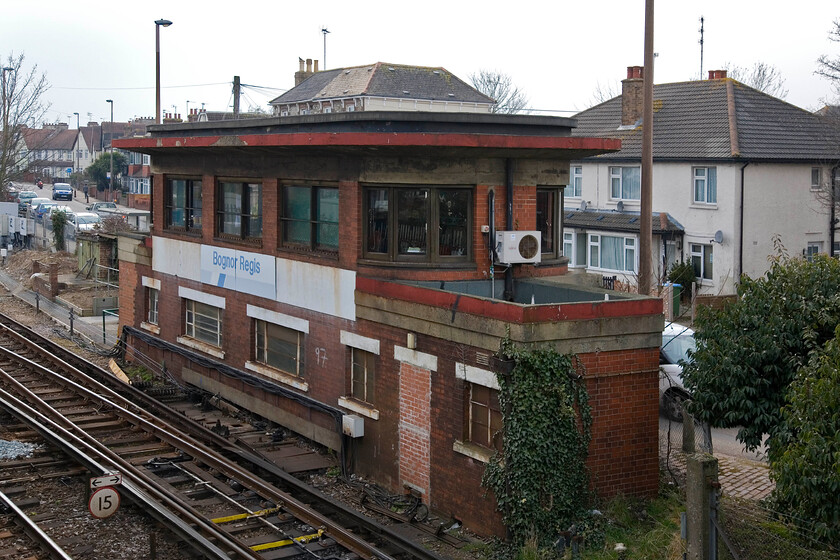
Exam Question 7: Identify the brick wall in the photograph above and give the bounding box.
[398,360,432,498]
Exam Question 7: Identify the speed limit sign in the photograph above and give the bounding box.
[89,486,120,519]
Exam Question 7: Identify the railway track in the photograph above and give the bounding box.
[0,312,451,560]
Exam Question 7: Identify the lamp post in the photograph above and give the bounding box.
[73,112,79,183]
[106,99,113,202]
[155,19,173,124]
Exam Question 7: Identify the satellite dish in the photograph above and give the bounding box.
[580,200,588,211]
[714,230,723,243]
[616,201,625,212]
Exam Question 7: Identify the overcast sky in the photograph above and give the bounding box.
[3,1,838,126]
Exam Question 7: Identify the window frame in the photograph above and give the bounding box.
[350,347,375,404]
[609,166,641,201]
[690,243,714,281]
[164,177,203,233]
[147,287,159,325]
[537,187,562,259]
[464,383,503,453]
[216,179,263,242]
[588,233,636,273]
[362,185,473,264]
[693,166,717,205]
[565,166,582,198]
[279,183,339,253]
[185,299,223,347]
[254,319,305,377]
[806,242,823,262]
[811,167,822,191]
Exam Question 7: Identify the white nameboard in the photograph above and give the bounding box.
[200,245,275,299]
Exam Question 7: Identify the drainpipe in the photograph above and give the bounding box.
[504,159,515,301]
[738,162,749,281]
[489,189,496,299]
[831,166,839,257]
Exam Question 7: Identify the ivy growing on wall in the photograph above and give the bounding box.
[482,338,593,546]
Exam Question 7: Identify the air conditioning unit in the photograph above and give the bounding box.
[495,231,541,264]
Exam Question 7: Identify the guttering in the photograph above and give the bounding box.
[738,162,749,280]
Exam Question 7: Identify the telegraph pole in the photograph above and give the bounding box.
[639,0,655,295]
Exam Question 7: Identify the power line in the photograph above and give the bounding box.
[53,81,229,91]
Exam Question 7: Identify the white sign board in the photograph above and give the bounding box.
[89,486,120,519]
[90,472,122,489]
[200,245,275,299]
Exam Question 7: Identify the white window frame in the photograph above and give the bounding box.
[338,330,381,419]
[184,299,223,347]
[565,166,582,198]
[806,241,823,262]
[690,243,714,282]
[811,167,822,191]
[609,166,641,201]
[588,233,637,273]
[693,167,717,205]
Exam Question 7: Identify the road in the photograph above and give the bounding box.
[659,414,768,462]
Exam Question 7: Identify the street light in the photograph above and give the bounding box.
[106,99,113,202]
[73,112,80,182]
[155,18,173,125]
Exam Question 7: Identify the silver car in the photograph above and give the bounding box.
[660,322,695,422]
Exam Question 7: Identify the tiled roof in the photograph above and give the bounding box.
[564,208,684,234]
[571,78,840,162]
[270,62,495,106]
[22,128,77,150]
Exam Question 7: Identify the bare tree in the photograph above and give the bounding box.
[0,52,51,196]
[469,70,529,114]
[816,19,840,99]
[588,80,620,106]
[724,61,788,98]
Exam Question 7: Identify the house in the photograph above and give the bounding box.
[21,123,77,181]
[269,60,495,116]
[569,67,840,295]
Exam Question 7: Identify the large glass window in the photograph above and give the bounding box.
[465,384,502,453]
[255,320,304,376]
[565,166,582,198]
[537,188,560,257]
[217,181,262,240]
[609,166,641,200]
[690,243,713,281]
[693,167,717,204]
[281,185,339,251]
[165,178,202,231]
[351,348,375,404]
[588,233,636,272]
[185,300,222,347]
[363,186,471,263]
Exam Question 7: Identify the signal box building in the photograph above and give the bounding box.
[114,111,663,535]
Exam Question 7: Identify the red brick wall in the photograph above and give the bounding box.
[398,360,432,498]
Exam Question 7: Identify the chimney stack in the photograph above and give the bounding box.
[295,58,320,86]
[708,69,727,80]
[621,66,644,126]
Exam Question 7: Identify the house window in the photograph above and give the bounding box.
[537,188,560,257]
[351,348,375,404]
[364,186,471,263]
[565,166,582,198]
[165,178,202,232]
[217,181,262,240]
[185,299,222,347]
[693,167,717,204]
[147,287,159,325]
[811,168,822,191]
[588,234,636,272]
[610,166,641,200]
[255,319,304,376]
[465,384,502,453]
[690,243,713,281]
[805,242,823,262]
[280,185,339,251]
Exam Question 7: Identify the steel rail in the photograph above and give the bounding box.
[0,315,447,560]
[0,486,74,560]
[0,376,259,560]
[0,334,397,560]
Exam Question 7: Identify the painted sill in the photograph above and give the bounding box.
[177,336,225,359]
[140,321,160,335]
[337,396,379,420]
[690,203,718,210]
[453,440,496,464]
[245,361,309,392]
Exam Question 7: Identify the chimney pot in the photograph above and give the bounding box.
[708,70,727,80]
[306,58,312,72]
[314,60,319,72]
[627,66,644,80]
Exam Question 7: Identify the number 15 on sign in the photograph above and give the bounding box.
[89,486,120,519]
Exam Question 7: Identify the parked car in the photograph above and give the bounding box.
[67,211,102,231]
[86,201,118,213]
[32,200,57,220]
[47,205,73,218]
[659,322,695,422]
[16,190,38,205]
[52,182,73,201]
[6,184,19,201]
